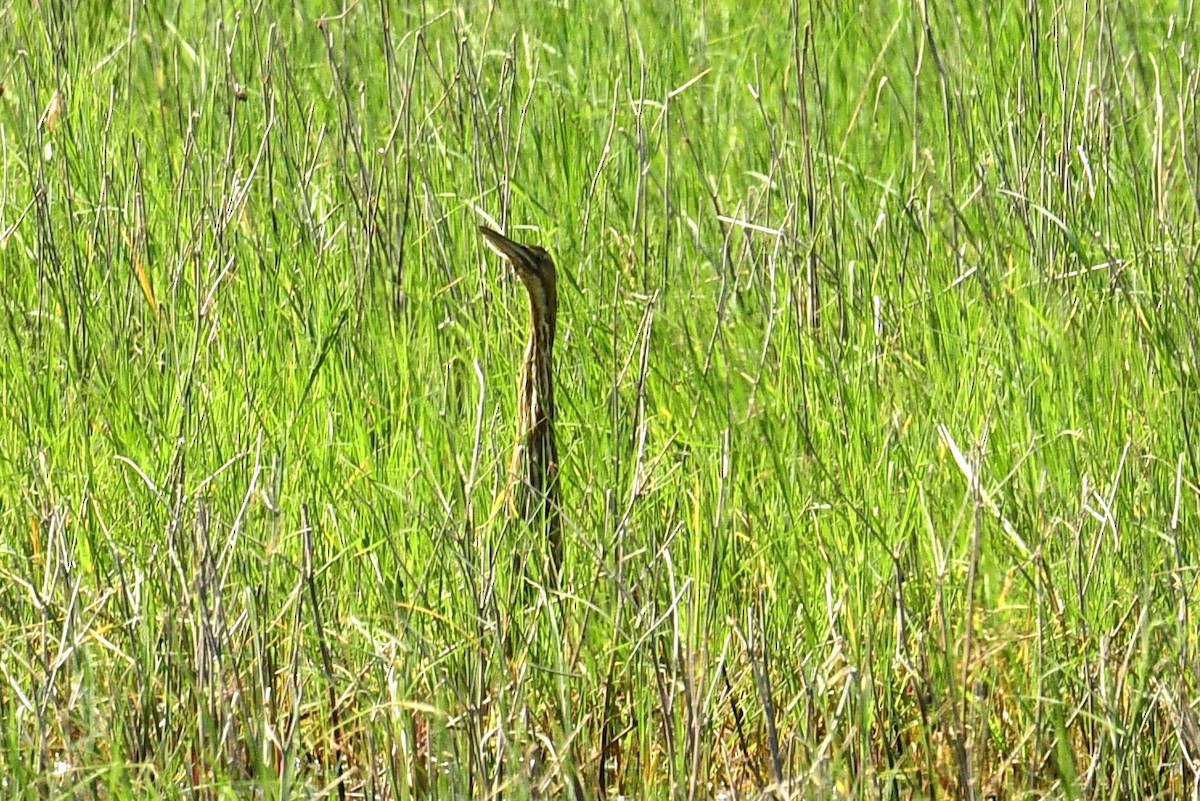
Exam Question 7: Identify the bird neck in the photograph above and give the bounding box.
[519,300,556,430]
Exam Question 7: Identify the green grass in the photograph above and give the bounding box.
[1,0,1197,797]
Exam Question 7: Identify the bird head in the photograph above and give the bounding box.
[479,225,557,293]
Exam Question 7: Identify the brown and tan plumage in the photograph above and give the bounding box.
[480,225,562,573]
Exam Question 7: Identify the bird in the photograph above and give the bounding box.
[479,225,563,575]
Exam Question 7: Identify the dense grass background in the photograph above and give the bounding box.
[1,0,1197,797]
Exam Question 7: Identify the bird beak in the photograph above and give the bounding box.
[479,225,539,274]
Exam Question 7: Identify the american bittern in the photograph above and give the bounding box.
[479,225,562,572]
